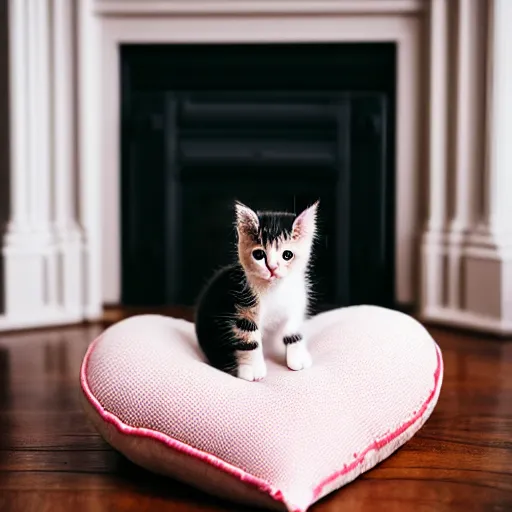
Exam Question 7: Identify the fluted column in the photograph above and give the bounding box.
[462,0,512,329]
[445,0,486,309]
[478,0,512,240]
[420,0,449,311]
[6,0,29,233]
[77,0,102,320]
[421,0,512,334]
[3,0,56,321]
[53,0,84,316]
[1,0,88,329]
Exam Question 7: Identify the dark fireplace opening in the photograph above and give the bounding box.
[120,43,396,312]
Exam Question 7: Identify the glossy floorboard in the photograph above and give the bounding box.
[1,311,512,512]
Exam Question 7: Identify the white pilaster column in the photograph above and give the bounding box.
[6,0,29,232]
[1,0,89,329]
[421,0,512,334]
[420,0,449,312]
[462,0,512,332]
[2,0,56,322]
[53,0,84,316]
[77,0,102,320]
[444,0,485,309]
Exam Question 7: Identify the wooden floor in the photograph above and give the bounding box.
[1,311,512,511]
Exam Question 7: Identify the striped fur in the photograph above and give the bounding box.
[195,201,319,381]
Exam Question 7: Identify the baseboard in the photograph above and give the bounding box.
[0,309,87,332]
[420,306,512,337]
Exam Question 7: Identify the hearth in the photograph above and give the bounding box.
[120,43,396,311]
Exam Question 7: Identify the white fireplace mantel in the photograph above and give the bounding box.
[2,0,512,334]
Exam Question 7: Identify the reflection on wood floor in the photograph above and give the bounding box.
[1,308,512,511]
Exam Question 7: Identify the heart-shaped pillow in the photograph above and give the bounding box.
[80,306,443,511]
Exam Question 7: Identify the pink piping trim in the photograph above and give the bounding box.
[80,336,443,512]
[80,336,296,511]
[312,346,443,499]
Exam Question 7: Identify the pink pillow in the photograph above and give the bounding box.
[80,306,443,511]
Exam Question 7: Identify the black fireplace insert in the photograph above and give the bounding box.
[120,43,396,312]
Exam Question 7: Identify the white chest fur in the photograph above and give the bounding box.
[259,274,307,335]
[240,273,313,381]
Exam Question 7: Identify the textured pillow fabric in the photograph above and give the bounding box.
[80,306,443,511]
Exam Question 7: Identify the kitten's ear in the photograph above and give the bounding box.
[292,200,319,241]
[234,201,259,235]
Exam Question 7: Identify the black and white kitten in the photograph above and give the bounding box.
[195,200,319,382]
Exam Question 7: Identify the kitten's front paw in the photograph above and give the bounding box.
[286,343,312,371]
[238,359,267,382]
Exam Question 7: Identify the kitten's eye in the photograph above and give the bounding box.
[282,250,294,261]
[252,249,266,261]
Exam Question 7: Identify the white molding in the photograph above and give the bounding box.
[98,14,421,305]
[425,0,448,235]
[445,0,472,310]
[462,0,512,330]
[0,308,85,331]
[3,0,511,334]
[444,0,486,311]
[420,0,448,312]
[1,0,93,329]
[395,20,421,309]
[3,0,58,319]
[419,0,512,334]
[3,0,424,329]
[93,0,424,16]
[53,0,79,235]
[78,0,103,320]
[422,307,512,336]
[481,0,512,237]
[7,0,29,231]
[53,0,85,316]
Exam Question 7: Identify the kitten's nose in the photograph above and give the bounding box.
[267,262,278,272]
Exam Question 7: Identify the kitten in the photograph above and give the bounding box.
[195,200,319,381]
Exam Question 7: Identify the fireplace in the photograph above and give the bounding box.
[4,1,510,333]
[120,43,396,311]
